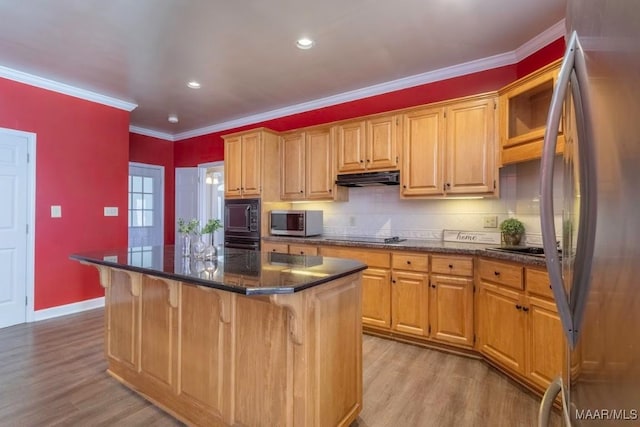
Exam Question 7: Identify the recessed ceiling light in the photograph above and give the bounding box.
[187,81,201,89]
[296,37,315,50]
[168,114,179,123]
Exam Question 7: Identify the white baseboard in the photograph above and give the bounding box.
[33,296,105,322]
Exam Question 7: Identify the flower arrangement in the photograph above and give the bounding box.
[177,218,199,235]
[201,218,223,234]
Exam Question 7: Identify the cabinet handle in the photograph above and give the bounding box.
[366,159,370,162]
[359,159,364,163]
[515,304,522,310]
[299,251,304,255]
[328,188,332,193]
[448,264,453,269]
[392,279,396,284]
[406,260,411,265]
[494,271,501,276]
[523,307,530,312]
[402,184,407,189]
[431,284,436,289]
[300,190,304,193]
[445,183,451,188]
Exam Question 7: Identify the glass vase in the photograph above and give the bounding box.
[203,233,218,260]
[181,234,191,257]
[192,234,206,260]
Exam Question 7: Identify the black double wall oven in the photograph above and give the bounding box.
[224,198,261,251]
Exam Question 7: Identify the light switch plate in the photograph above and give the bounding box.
[103,255,118,263]
[104,207,118,217]
[51,205,62,218]
[483,215,498,228]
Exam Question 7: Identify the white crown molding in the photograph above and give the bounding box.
[514,19,566,62]
[173,50,518,141]
[129,125,175,141]
[0,65,137,112]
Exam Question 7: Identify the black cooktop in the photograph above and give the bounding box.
[325,236,407,244]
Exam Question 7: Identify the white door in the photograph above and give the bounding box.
[199,162,225,250]
[0,130,29,328]
[175,167,198,254]
[128,163,164,247]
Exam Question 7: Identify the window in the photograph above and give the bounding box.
[128,175,154,227]
[128,246,154,267]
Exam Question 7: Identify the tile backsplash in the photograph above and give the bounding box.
[291,156,564,243]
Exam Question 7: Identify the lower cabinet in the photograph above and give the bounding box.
[430,274,474,347]
[262,241,318,256]
[477,259,564,392]
[391,270,429,336]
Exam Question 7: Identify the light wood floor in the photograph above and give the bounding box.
[0,309,558,426]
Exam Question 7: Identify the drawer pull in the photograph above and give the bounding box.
[448,264,453,269]
[515,304,522,310]
[406,260,411,265]
[523,307,530,312]
[431,284,436,289]
[494,271,501,276]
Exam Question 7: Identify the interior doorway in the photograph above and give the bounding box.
[199,162,224,251]
[128,163,164,248]
[0,127,36,328]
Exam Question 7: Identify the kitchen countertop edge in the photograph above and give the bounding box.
[262,236,549,267]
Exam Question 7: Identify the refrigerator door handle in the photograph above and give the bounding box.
[568,39,598,343]
[541,31,577,347]
[538,377,572,427]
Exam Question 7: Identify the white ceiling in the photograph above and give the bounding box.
[0,0,566,139]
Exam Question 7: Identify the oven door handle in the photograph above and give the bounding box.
[225,241,260,250]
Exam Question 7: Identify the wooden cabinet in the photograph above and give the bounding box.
[478,259,564,391]
[262,241,318,256]
[223,128,280,199]
[498,59,564,165]
[280,128,347,201]
[401,107,445,196]
[429,255,474,347]
[319,246,392,329]
[444,97,496,195]
[401,94,497,198]
[390,253,429,337]
[336,114,400,174]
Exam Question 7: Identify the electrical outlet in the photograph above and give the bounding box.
[104,207,119,216]
[483,215,498,228]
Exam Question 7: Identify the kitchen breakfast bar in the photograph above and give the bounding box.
[71,246,366,427]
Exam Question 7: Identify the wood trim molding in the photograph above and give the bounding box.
[81,261,112,289]
[270,293,306,345]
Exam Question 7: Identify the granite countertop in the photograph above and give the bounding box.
[262,235,549,267]
[71,246,367,295]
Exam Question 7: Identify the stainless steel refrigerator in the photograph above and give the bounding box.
[538,1,640,425]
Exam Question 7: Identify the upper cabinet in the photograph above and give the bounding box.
[223,128,280,200]
[280,127,348,201]
[336,114,400,173]
[498,59,564,165]
[401,94,497,198]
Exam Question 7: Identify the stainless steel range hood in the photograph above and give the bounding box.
[335,170,400,187]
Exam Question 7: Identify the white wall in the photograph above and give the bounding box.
[293,156,564,244]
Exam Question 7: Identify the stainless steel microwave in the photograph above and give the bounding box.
[270,210,323,237]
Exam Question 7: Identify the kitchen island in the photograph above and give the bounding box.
[71,246,366,427]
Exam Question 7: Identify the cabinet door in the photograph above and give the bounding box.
[366,115,399,171]
[430,275,474,347]
[526,295,564,390]
[280,132,305,200]
[478,282,526,374]
[361,267,391,329]
[306,129,334,200]
[336,121,367,173]
[241,132,262,196]
[224,136,243,198]
[401,107,444,196]
[444,97,496,195]
[391,271,429,337]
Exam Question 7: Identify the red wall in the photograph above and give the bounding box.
[0,78,130,310]
[129,133,175,245]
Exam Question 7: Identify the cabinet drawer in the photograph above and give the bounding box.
[320,246,390,268]
[263,242,289,253]
[431,255,473,276]
[288,244,318,256]
[391,253,429,272]
[526,268,553,299]
[479,259,523,290]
